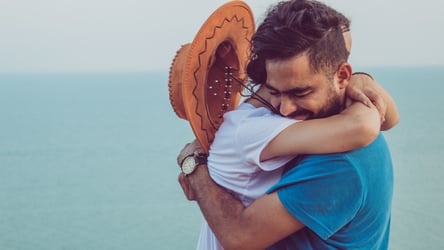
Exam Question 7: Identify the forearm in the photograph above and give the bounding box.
[187,166,259,250]
[262,102,380,160]
[178,142,303,248]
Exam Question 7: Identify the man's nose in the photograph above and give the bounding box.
[279,97,297,117]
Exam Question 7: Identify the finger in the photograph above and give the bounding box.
[347,87,372,107]
[177,150,187,165]
[372,94,387,119]
[183,142,193,154]
[178,173,187,192]
[351,90,373,107]
[359,92,373,108]
[178,173,195,200]
[177,152,183,165]
[190,140,205,154]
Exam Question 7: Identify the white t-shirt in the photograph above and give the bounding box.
[196,102,300,250]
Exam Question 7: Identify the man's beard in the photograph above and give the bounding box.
[291,89,343,120]
[310,93,343,119]
[270,79,344,120]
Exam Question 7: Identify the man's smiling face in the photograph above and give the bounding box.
[265,52,345,120]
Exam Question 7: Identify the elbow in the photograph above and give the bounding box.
[381,113,400,131]
[353,118,380,148]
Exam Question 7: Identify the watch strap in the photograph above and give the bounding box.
[194,152,208,165]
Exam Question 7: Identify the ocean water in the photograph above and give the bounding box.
[0,67,442,249]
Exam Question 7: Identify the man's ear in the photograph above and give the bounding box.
[336,63,352,89]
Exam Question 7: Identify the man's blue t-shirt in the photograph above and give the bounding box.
[266,133,393,249]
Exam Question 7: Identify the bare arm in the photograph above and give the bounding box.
[261,102,379,161]
[176,142,307,249]
[178,162,303,250]
[261,73,400,161]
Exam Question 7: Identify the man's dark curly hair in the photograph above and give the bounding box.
[246,0,350,85]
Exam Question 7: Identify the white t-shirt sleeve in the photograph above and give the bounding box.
[234,107,300,171]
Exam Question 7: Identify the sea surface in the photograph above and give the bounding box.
[0,67,443,249]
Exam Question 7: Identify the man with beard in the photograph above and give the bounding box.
[177,0,396,249]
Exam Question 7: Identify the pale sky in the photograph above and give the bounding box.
[0,0,443,73]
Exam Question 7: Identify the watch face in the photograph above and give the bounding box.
[182,156,196,175]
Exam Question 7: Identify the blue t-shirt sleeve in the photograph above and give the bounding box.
[267,154,363,239]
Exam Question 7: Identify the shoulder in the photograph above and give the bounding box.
[267,152,363,194]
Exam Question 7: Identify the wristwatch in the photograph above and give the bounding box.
[180,153,208,176]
